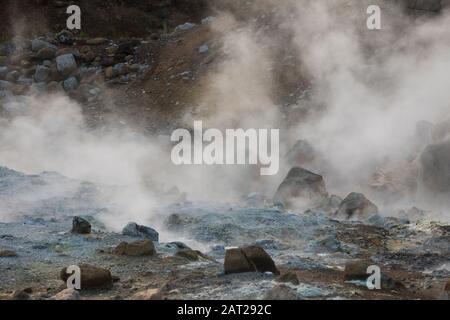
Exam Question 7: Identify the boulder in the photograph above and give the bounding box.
[274,167,328,209]
[420,141,450,192]
[56,54,77,78]
[224,246,279,275]
[114,240,156,256]
[34,65,50,83]
[122,222,159,242]
[60,264,113,289]
[71,216,91,234]
[335,193,378,219]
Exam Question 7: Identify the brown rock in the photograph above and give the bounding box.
[60,264,113,289]
[105,66,117,79]
[0,250,17,257]
[224,246,279,275]
[343,260,372,281]
[114,240,156,257]
[176,249,199,261]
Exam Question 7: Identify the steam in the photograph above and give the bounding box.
[1,0,450,228]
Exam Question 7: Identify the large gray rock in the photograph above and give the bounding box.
[335,193,378,220]
[122,222,159,242]
[420,141,450,192]
[56,54,77,78]
[34,65,50,83]
[274,167,328,209]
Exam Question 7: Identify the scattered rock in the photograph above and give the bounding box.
[36,47,56,60]
[276,271,300,285]
[122,222,159,242]
[0,250,17,257]
[114,240,156,256]
[31,39,57,52]
[63,76,79,91]
[175,22,196,31]
[50,288,80,300]
[56,54,77,78]
[335,193,378,220]
[224,246,279,275]
[34,65,50,83]
[420,141,450,193]
[72,216,91,234]
[60,264,113,289]
[274,167,328,209]
[264,285,297,300]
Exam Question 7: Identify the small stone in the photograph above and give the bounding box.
[56,54,77,78]
[198,44,209,54]
[34,65,50,83]
[175,22,196,31]
[31,39,57,52]
[63,76,79,91]
[0,250,17,257]
[86,38,109,45]
[72,216,91,234]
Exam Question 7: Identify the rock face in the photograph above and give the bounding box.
[420,141,450,193]
[60,264,113,289]
[274,167,328,209]
[56,54,77,78]
[114,240,156,256]
[335,193,378,220]
[224,246,279,275]
[122,222,159,242]
[72,216,92,234]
